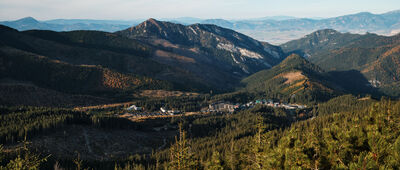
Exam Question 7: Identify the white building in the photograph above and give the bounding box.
[127,105,142,111]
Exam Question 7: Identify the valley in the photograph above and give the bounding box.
[1,11,400,169]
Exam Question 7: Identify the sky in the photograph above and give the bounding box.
[0,0,400,21]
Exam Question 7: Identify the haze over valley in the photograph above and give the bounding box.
[1,1,400,169]
[2,9,400,44]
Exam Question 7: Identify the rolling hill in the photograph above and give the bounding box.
[242,54,337,104]
[280,29,364,58]
[0,17,134,32]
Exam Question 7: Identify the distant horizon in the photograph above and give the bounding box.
[0,0,399,21]
[2,9,399,22]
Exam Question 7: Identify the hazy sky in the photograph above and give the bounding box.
[1,0,399,21]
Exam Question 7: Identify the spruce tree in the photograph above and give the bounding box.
[205,151,223,170]
[4,137,49,170]
[169,123,196,170]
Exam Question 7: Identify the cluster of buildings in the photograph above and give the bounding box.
[252,99,306,110]
[123,99,307,118]
[207,99,307,113]
[124,105,181,119]
[160,107,181,115]
[207,102,238,113]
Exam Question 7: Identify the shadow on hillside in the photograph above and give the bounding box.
[326,70,382,97]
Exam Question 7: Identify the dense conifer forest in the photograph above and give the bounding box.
[1,95,399,169]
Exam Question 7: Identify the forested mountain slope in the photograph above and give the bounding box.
[242,54,337,104]
[281,29,400,97]
[117,18,285,78]
[0,25,207,106]
[248,98,400,169]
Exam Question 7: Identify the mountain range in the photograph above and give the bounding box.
[0,19,285,106]
[2,10,399,44]
[281,29,400,97]
[201,10,400,44]
[116,19,284,74]
[1,16,400,107]
[2,8,400,169]
[0,17,137,32]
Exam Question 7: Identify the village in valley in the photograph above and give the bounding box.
[120,99,308,121]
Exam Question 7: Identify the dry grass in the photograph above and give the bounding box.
[361,45,400,74]
[382,45,400,58]
[358,97,372,101]
[74,102,135,111]
[154,50,196,63]
[281,79,306,93]
[139,90,200,98]
[152,39,179,48]
[280,71,306,84]
[119,112,205,122]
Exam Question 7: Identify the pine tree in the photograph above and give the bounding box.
[169,123,196,170]
[4,137,49,170]
[247,114,266,169]
[0,145,4,170]
[225,139,238,170]
[205,151,223,170]
[73,152,83,170]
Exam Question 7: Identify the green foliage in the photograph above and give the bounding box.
[1,137,49,170]
[133,95,207,112]
[205,151,224,170]
[114,162,145,170]
[1,96,400,169]
[210,91,257,104]
[251,99,400,169]
[0,107,83,144]
[316,94,375,116]
[168,124,197,170]
[0,145,3,166]
[380,82,400,98]
[0,106,151,144]
[73,152,84,170]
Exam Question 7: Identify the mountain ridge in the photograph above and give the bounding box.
[117,18,285,78]
[2,9,399,44]
[281,29,400,97]
[242,54,337,103]
[0,19,285,107]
